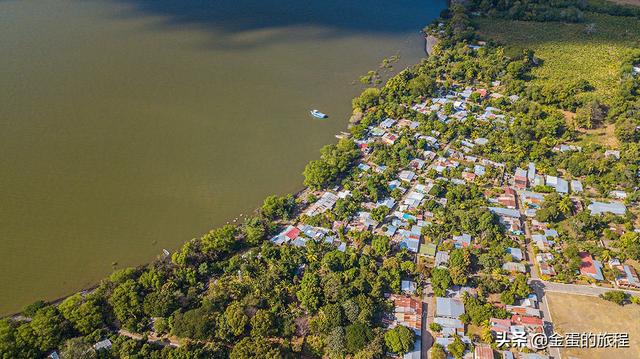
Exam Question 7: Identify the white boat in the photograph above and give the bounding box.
[310,109,328,119]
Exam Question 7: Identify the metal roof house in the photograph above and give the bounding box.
[489,207,521,218]
[93,339,113,351]
[435,297,465,319]
[403,338,421,359]
[588,201,627,216]
[570,179,583,193]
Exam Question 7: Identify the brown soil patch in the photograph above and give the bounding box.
[547,292,640,359]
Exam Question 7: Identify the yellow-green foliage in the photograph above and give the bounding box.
[475,12,640,104]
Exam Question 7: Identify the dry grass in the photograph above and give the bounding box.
[547,292,640,359]
[575,123,620,148]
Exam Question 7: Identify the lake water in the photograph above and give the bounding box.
[0,0,445,314]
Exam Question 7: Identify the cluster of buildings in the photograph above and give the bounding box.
[265,79,639,359]
[387,294,424,359]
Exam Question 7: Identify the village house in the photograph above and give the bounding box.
[398,170,416,182]
[588,201,627,216]
[419,242,437,258]
[514,168,528,189]
[498,187,517,209]
[452,233,472,248]
[389,294,423,335]
[401,280,418,294]
[520,191,544,209]
[435,250,450,267]
[531,234,554,251]
[435,297,465,319]
[579,252,604,281]
[433,316,465,337]
[304,191,339,217]
[507,247,523,262]
[474,344,494,359]
[93,339,113,351]
[502,262,527,274]
[545,175,568,194]
[490,315,543,347]
[609,259,640,288]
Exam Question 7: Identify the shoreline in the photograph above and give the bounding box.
[3,39,431,321]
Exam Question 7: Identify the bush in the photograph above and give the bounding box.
[600,290,628,305]
[429,322,443,332]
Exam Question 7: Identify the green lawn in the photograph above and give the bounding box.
[475,12,640,103]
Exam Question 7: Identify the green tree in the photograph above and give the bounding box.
[371,236,391,257]
[223,302,248,337]
[430,343,446,359]
[261,195,294,220]
[58,294,104,335]
[60,337,96,359]
[481,326,494,344]
[250,310,275,338]
[243,217,267,245]
[352,87,381,112]
[430,268,451,297]
[575,100,606,129]
[342,299,360,323]
[447,335,467,359]
[28,306,68,352]
[384,325,414,355]
[172,305,215,340]
[370,206,390,222]
[230,337,281,359]
[345,323,373,353]
[326,326,347,356]
[108,279,146,332]
[297,271,323,313]
[619,232,640,260]
[143,288,178,317]
[449,248,471,286]
[201,225,237,256]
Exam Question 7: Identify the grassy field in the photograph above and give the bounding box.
[547,292,640,359]
[475,12,640,104]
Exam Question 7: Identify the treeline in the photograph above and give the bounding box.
[468,0,640,23]
[0,182,423,358]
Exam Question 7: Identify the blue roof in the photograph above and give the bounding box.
[588,201,626,216]
[489,207,521,218]
[400,237,420,253]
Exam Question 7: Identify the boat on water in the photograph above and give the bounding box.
[310,109,328,119]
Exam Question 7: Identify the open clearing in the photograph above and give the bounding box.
[475,12,640,104]
[547,292,640,359]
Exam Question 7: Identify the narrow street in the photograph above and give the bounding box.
[519,192,560,358]
[421,281,435,359]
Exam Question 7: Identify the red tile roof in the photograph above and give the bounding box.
[474,344,494,359]
[285,227,301,240]
[579,252,597,275]
[511,314,543,326]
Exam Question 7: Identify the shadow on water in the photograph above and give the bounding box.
[104,0,446,48]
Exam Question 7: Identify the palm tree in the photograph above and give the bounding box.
[558,196,573,215]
